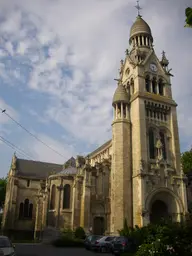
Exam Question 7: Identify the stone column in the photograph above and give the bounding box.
[56,183,63,229]
[34,194,43,240]
[73,176,83,228]
[80,163,92,233]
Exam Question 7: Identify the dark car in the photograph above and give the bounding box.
[84,235,103,250]
[0,236,16,256]
[92,236,116,252]
[112,236,136,256]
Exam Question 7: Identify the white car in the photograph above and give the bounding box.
[0,236,16,256]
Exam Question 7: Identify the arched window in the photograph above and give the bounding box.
[50,184,56,210]
[29,203,33,219]
[144,37,146,46]
[152,77,157,94]
[63,184,71,209]
[149,128,155,159]
[19,199,33,219]
[145,75,150,92]
[159,131,167,159]
[24,199,29,218]
[19,202,24,219]
[158,79,164,95]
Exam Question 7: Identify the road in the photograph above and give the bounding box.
[15,243,112,256]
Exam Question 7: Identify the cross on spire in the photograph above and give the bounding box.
[135,0,142,16]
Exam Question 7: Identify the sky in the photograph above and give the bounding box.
[0,0,191,177]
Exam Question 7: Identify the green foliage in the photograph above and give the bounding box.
[136,240,175,256]
[185,7,192,28]
[119,220,192,255]
[181,149,192,173]
[52,236,84,247]
[74,226,85,239]
[0,178,7,208]
[61,228,74,239]
[118,218,133,237]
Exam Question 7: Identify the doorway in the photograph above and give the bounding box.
[150,200,169,224]
[93,217,105,235]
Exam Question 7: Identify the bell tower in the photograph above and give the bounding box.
[110,3,188,233]
[110,80,132,235]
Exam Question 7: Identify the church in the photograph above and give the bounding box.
[2,11,189,239]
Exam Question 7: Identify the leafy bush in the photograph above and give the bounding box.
[52,236,84,247]
[119,219,192,256]
[74,227,86,239]
[118,219,134,237]
[61,228,74,238]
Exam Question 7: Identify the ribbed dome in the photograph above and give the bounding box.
[130,15,152,38]
[112,83,129,106]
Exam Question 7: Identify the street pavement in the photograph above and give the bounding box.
[15,243,112,256]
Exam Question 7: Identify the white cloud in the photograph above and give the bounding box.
[0,98,19,126]
[23,134,76,164]
[0,0,191,166]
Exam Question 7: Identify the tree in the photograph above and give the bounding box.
[181,149,192,174]
[0,178,7,209]
[185,7,192,28]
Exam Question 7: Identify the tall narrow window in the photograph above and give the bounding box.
[63,184,71,209]
[29,203,33,219]
[159,79,164,95]
[160,131,167,159]
[149,129,155,159]
[24,199,29,218]
[27,180,30,187]
[131,78,134,94]
[145,75,150,92]
[144,37,146,46]
[50,184,56,210]
[19,202,24,219]
[152,77,157,94]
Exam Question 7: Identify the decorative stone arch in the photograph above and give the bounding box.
[144,188,184,225]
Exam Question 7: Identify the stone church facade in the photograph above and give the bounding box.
[2,14,189,238]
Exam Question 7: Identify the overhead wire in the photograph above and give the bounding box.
[0,107,65,158]
[0,135,34,160]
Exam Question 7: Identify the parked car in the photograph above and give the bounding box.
[93,236,116,252]
[84,235,103,250]
[0,236,16,256]
[112,236,136,255]
[108,236,119,252]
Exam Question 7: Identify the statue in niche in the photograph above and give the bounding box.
[119,60,124,77]
[156,138,163,161]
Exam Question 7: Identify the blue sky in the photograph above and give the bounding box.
[0,0,192,177]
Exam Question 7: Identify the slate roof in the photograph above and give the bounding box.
[16,159,63,179]
[59,167,78,175]
[88,139,112,157]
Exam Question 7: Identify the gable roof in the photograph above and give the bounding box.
[16,159,63,179]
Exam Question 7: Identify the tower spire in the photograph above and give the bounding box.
[135,0,142,17]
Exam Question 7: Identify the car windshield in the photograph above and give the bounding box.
[105,236,115,241]
[92,235,102,241]
[0,238,11,248]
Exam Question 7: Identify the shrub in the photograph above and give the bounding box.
[52,236,84,247]
[74,227,86,239]
[61,228,74,239]
[119,219,192,256]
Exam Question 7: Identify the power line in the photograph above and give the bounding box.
[0,107,65,158]
[0,135,34,160]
